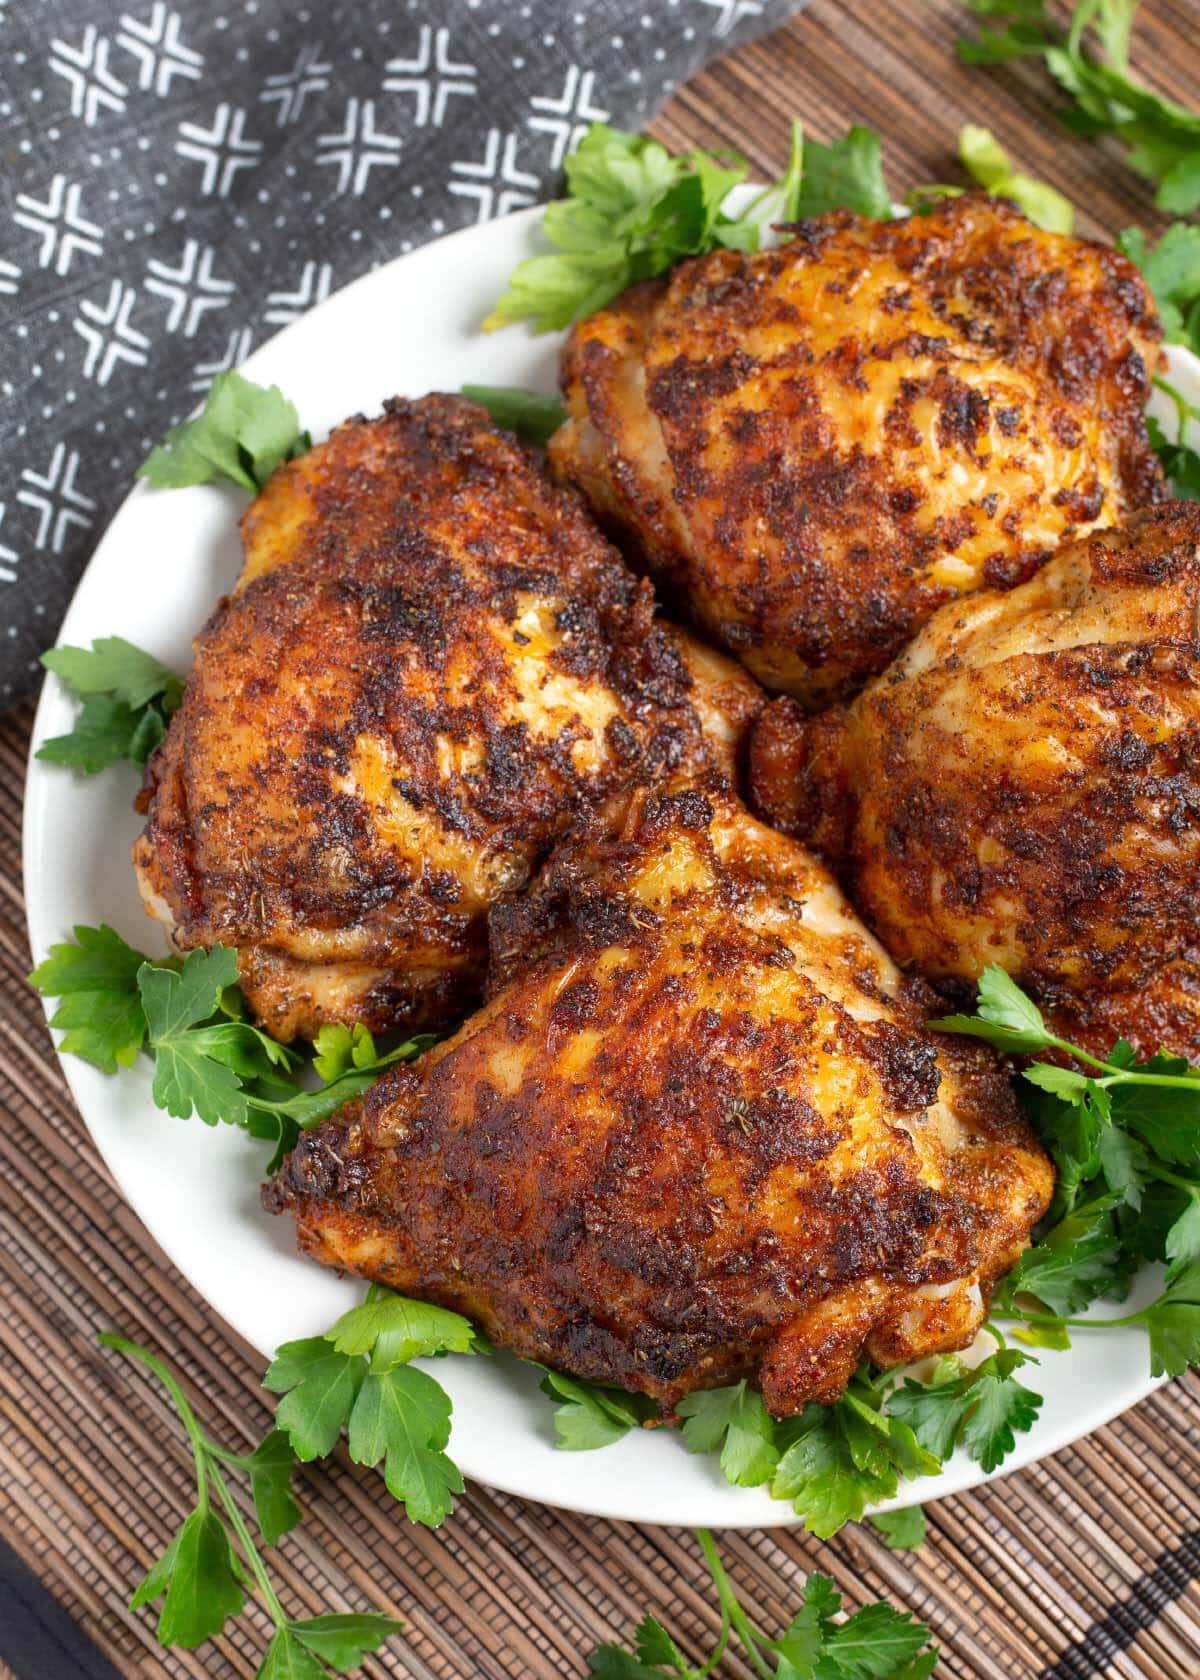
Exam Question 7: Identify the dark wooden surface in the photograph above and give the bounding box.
[4,3,1200,1677]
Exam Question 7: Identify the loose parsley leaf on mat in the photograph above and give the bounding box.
[37,636,184,773]
[140,369,310,492]
[101,1334,402,1676]
[484,119,892,334]
[537,1367,658,1450]
[461,384,569,444]
[933,966,1200,1375]
[957,0,1200,213]
[588,1528,939,1679]
[868,1506,928,1551]
[29,925,433,1165]
[266,1284,476,1527]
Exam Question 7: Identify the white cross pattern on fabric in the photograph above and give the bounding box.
[259,44,331,127]
[449,130,540,222]
[49,26,128,126]
[263,260,333,327]
[73,280,150,385]
[116,4,204,97]
[13,176,104,276]
[383,26,477,127]
[191,325,253,393]
[0,505,17,585]
[0,260,22,298]
[176,105,263,197]
[17,446,97,553]
[145,240,234,335]
[527,66,608,168]
[315,99,401,196]
[699,0,764,36]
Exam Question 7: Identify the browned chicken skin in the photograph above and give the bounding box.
[133,396,761,1040]
[267,781,1052,1414]
[550,193,1163,706]
[750,502,1200,1062]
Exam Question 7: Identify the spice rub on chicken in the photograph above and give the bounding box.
[266,781,1052,1415]
[750,502,1200,1062]
[550,192,1163,706]
[133,396,762,1041]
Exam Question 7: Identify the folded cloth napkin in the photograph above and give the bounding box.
[0,0,803,707]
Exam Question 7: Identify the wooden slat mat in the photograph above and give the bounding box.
[5,4,1200,1674]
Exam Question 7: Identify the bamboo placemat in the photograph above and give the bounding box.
[5,3,1200,1675]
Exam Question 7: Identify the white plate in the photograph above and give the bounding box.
[23,199,1200,1529]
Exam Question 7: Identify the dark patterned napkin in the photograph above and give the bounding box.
[0,0,802,707]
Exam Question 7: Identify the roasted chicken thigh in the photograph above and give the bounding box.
[550,193,1163,705]
[134,396,761,1040]
[751,502,1200,1061]
[267,781,1052,1414]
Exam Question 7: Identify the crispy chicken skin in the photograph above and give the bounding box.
[549,193,1163,706]
[750,502,1200,1062]
[266,781,1052,1415]
[133,396,761,1040]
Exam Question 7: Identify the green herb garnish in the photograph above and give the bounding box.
[933,966,1200,1375]
[1147,376,1200,500]
[102,1334,403,1676]
[38,636,184,773]
[588,1528,938,1679]
[461,384,568,444]
[484,120,893,334]
[140,369,310,492]
[537,1367,658,1449]
[868,1506,928,1551]
[1118,223,1200,352]
[958,124,1074,231]
[265,1285,480,1526]
[30,925,434,1168]
[957,0,1200,213]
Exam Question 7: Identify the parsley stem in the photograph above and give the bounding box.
[1098,1071,1200,1091]
[1043,1036,1119,1075]
[208,1457,289,1630]
[695,1529,775,1680]
[100,1334,210,1511]
[999,1306,1146,1331]
[101,1334,290,1630]
[1145,1164,1200,1198]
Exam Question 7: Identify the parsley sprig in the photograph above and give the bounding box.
[484,120,891,334]
[106,1324,938,1678]
[139,369,310,492]
[101,1334,403,1677]
[30,924,433,1168]
[958,0,1200,214]
[933,967,1200,1375]
[547,1356,1037,1540]
[265,1286,481,1526]
[591,1527,938,1680]
[38,636,184,773]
